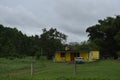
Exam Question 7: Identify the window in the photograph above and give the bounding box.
[61,52,65,57]
[74,53,79,57]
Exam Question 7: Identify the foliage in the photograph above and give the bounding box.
[40,28,67,59]
[0,24,28,58]
[0,24,67,59]
[86,15,120,58]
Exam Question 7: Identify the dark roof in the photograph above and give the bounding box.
[55,50,89,53]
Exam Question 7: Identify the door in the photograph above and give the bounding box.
[70,53,74,61]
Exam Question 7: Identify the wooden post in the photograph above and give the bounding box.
[31,56,34,76]
[74,61,76,75]
[74,53,77,75]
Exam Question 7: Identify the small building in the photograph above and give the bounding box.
[54,50,100,62]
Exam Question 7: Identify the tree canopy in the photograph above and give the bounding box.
[86,15,120,59]
[40,28,67,59]
[0,24,67,59]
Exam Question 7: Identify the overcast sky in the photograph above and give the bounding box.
[0,0,120,42]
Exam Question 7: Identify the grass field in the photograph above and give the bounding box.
[0,57,120,80]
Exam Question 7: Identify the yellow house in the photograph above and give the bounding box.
[54,50,99,62]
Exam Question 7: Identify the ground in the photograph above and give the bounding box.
[0,57,120,80]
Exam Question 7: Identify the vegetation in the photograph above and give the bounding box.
[0,15,120,80]
[0,58,120,80]
[86,15,120,59]
[0,24,67,59]
[40,28,67,59]
[1,15,120,59]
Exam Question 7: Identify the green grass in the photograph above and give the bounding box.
[0,57,120,80]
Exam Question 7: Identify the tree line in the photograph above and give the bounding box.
[0,24,67,59]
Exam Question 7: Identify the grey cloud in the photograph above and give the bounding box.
[53,0,120,41]
[0,5,43,35]
[0,5,40,27]
[55,0,120,25]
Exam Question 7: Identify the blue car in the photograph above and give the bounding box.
[75,57,85,64]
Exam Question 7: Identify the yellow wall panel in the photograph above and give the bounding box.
[92,51,99,60]
[66,52,70,61]
[80,52,89,61]
[55,52,62,61]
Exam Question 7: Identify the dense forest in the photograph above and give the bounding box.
[0,24,67,59]
[0,15,120,59]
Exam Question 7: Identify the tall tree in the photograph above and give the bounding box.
[40,28,67,59]
[86,15,120,59]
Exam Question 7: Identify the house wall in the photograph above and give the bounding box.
[80,52,89,61]
[55,52,62,62]
[66,52,70,61]
[91,51,100,60]
[55,51,99,62]
[55,52,68,62]
[89,51,93,61]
